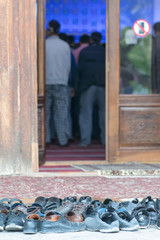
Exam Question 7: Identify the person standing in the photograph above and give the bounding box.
[72,34,90,64]
[45,20,71,146]
[78,32,105,147]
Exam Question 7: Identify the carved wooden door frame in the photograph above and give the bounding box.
[108,0,160,163]
[37,0,46,165]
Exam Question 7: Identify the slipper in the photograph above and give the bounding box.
[44,197,62,212]
[132,206,150,228]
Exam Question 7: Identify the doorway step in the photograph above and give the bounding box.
[39,140,105,173]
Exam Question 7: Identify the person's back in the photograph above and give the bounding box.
[77,32,105,147]
[45,20,71,147]
[78,36,105,94]
[46,35,71,85]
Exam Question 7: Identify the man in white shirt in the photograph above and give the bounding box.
[45,20,71,146]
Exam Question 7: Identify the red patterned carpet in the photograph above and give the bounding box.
[39,140,105,172]
[0,175,160,200]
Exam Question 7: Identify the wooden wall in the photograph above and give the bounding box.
[0,0,38,173]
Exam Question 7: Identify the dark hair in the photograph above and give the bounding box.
[91,32,102,43]
[59,33,68,42]
[80,34,90,43]
[68,35,75,44]
[47,20,60,34]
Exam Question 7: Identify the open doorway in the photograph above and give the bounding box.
[38,0,107,171]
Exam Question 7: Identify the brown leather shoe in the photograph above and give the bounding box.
[44,212,60,222]
[65,211,84,223]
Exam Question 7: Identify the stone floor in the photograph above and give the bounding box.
[1,226,160,240]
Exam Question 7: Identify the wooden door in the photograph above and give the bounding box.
[37,0,46,165]
[108,0,160,163]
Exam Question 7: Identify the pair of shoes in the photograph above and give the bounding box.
[27,196,47,215]
[5,199,27,231]
[83,205,119,233]
[39,212,86,233]
[140,196,157,225]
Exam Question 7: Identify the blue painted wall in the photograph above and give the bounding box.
[46,0,106,42]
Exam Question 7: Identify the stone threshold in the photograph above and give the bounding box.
[99,162,160,176]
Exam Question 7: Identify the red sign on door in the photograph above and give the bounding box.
[133,19,150,37]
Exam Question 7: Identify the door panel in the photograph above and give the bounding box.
[108,0,160,163]
[119,106,160,148]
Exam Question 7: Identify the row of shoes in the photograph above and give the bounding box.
[0,195,160,234]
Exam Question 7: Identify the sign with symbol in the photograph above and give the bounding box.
[133,19,150,37]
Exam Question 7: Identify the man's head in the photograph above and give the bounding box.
[91,32,102,44]
[47,20,60,35]
[80,34,90,44]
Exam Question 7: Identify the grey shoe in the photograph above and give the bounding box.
[132,207,150,229]
[146,207,157,225]
[5,211,26,231]
[115,209,139,231]
[99,212,119,233]
[119,199,139,215]
[0,209,8,231]
[44,197,62,212]
[40,212,86,233]
[23,214,41,234]
[5,203,27,231]
[53,202,74,216]
[85,213,118,233]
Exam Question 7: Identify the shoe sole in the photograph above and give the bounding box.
[120,226,139,231]
[5,223,23,231]
[24,230,37,234]
[100,227,119,233]
[86,227,119,233]
[40,228,85,233]
[0,226,4,231]
[139,224,150,229]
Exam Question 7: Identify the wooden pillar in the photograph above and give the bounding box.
[37,0,46,165]
[0,0,38,174]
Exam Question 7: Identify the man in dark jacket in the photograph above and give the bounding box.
[78,32,105,147]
